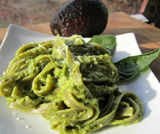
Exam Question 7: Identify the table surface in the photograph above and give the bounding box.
[0,12,160,81]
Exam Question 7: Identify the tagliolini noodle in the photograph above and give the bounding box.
[0,35,143,134]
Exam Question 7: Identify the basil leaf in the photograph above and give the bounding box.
[115,48,160,81]
[88,35,117,54]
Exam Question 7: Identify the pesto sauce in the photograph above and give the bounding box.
[0,35,143,134]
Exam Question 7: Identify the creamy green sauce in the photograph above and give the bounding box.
[0,35,143,134]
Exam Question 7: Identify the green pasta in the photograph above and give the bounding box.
[0,35,143,134]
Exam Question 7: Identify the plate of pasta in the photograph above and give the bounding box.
[0,24,160,134]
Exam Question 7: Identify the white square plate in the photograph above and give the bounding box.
[0,24,160,134]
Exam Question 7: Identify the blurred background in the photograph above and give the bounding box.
[0,0,143,28]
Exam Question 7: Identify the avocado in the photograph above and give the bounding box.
[50,0,108,37]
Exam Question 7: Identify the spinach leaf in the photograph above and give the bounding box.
[115,48,160,81]
[88,35,117,55]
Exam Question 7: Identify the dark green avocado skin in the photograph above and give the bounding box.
[50,0,108,37]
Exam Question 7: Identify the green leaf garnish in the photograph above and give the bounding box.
[89,35,117,54]
[115,48,160,81]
